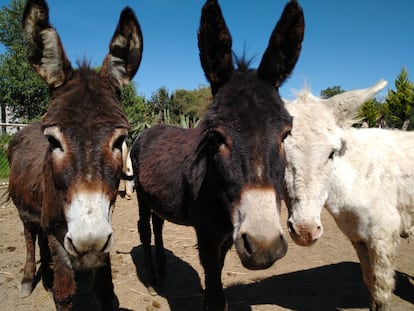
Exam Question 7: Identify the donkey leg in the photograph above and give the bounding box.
[94,255,116,311]
[125,180,134,200]
[38,229,53,293]
[48,235,76,311]
[197,231,228,311]
[119,179,126,198]
[20,220,37,297]
[352,237,396,311]
[52,261,76,311]
[368,235,398,311]
[152,213,166,280]
[137,201,156,290]
[351,240,373,296]
[219,237,232,270]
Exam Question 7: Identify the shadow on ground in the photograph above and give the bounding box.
[130,246,414,311]
[131,245,204,310]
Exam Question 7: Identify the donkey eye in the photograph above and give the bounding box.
[217,142,230,158]
[281,129,291,142]
[44,126,64,153]
[46,135,63,152]
[209,130,231,159]
[328,151,335,160]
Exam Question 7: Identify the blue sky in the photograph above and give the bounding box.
[1,0,413,100]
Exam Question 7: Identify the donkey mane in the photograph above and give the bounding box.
[233,54,256,72]
[291,86,317,104]
[75,59,98,78]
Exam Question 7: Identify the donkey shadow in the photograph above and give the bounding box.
[131,245,205,310]
[130,247,414,311]
[29,265,126,311]
[226,262,413,311]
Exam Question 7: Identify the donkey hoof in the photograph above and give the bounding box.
[20,282,33,297]
[147,285,157,296]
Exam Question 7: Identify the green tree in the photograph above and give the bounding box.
[147,87,174,122]
[320,85,344,98]
[382,67,414,129]
[0,0,49,125]
[121,83,148,120]
[358,98,383,128]
[120,82,152,143]
[171,85,211,119]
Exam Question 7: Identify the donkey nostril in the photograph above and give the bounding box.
[242,233,252,255]
[101,233,113,252]
[67,237,79,254]
[287,221,296,235]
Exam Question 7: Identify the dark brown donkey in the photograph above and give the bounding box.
[7,0,142,309]
[130,0,304,309]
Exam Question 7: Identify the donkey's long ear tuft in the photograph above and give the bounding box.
[326,79,388,127]
[198,0,234,96]
[258,0,304,88]
[101,7,143,89]
[22,0,73,88]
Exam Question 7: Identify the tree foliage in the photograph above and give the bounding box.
[171,85,211,119]
[0,0,49,122]
[357,98,382,128]
[320,85,344,98]
[382,67,414,129]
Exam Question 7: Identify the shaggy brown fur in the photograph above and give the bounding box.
[131,1,304,310]
[7,1,142,310]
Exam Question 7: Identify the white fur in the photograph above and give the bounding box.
[233,187,282,245]
[284,80,413,310]
[64,192,113,261]
[119,141,134,200]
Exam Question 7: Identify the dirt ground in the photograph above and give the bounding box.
[0,188,413,311]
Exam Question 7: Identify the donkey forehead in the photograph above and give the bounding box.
[212,72,292,128]
[286,104,343,158]
[45,125,127,144]
[43,71,129,129]
[290,101,340,133]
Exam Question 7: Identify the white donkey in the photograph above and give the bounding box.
[119,141,134,200]
[283,80,413,311]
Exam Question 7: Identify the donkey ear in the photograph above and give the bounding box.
[100,7,143,89]
[258,0,304,88]
[22,0,73,88]
[325,79,388,126]
[198,0,234,96]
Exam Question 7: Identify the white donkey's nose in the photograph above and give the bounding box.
[287,217,323,246]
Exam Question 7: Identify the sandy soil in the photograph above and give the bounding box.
[0,189,413,311]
